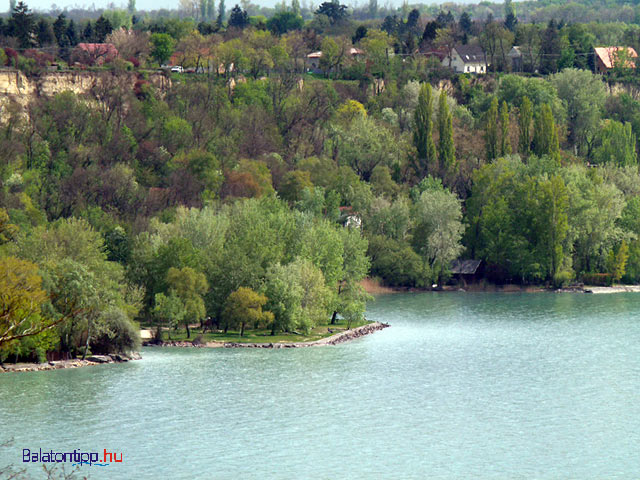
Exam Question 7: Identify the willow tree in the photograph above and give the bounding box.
[413,83,437,178]
[593,120,636,166]
[437,90,456,173]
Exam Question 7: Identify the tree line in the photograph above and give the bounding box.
[3,0,640,362]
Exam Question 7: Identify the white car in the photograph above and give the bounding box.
[170,66,183,73]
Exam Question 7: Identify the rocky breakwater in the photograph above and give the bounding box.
[144,322,390,349]
[0,352,141,373]
[227,321,390,349]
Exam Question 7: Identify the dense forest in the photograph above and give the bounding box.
[3,0,640,362]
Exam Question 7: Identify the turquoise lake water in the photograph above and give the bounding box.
[1,292,639,479]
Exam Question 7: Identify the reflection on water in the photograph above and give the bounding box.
[1,292,640,479]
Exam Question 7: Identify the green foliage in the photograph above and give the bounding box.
[166,266,208,338]
[518,96,533,156]
[607,240,629,282]
[468,156,572,283]
[500,101,511,157]
[484,96,499,162]
[330,115,403,182]
[532,103,559,160]
[593,120,637,167]
[0,257,54,352]
[368,235,423,287]
[151,33,176,65]
[223,287,273,336]
[551,68,606,156]
[413,186,464,284]
[266,11,303,34]
[413,83,437,178]
[153,291,184,337]
[437,90,456,173]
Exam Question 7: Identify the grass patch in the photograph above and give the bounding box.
[144,319,372,344]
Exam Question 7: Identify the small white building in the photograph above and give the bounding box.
[445,44,488,74]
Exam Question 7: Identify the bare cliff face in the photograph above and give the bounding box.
[0,69,170,108]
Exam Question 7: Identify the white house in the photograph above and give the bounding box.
[444,44,488,73]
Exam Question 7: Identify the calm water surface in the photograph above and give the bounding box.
[1,292,640,479]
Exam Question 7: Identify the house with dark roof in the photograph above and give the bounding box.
[594,46,638,74]
[444,44,487,73]
[450,259,483,285]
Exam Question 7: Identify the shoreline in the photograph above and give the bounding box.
[0,352,141,373]
[144,321,390,349]
[361,278,640,295]
[1,323,390,372]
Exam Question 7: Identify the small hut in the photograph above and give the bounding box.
[450,259,483,286]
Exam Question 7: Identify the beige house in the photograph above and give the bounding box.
[307,47,365,74]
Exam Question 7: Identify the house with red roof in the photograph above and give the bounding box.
[594,46,638,74]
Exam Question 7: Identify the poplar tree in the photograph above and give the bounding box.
[413,83,436,178]
[484,96,499,161]
[217,0,226,25]
[518,96,532,156]
[437,90,456,172]
[532,103,559,159]
[500,100,512,156]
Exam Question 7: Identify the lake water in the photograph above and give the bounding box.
[1,292,640,479]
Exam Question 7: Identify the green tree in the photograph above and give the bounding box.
[228,5,249,29]
[563,166,625,275]
[607,241,629,283]
[0,208,19,245]
[518,96,533,156]
[551,68,606,156]
[266,11,303,35]
[0,257,58,349]
[165,266,208,338]
[151,33,176,66]
[223,287,273,336]
[500,101,512,156]
[331,226,370,323]
[532,103,559,159]
[315,0,349,24]
[331,115,402,182]
[217,0,226,26]
[413,184,464,285]
[264,262,304,335]
[152,292,184,340]
[413,83,437,178]
[530,175,570,282]
[485,96,499,161]
[437,90,456,173]
[10,1,34,49]
[593,120,637,167]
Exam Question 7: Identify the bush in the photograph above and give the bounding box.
[91,308,141,354]
[368,235,423,287]
[552,270,574,288]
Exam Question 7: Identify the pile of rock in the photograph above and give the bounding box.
[0,352,141,373]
